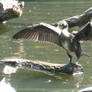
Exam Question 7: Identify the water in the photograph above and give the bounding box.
[0,0,92,92]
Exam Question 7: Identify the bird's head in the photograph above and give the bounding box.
[58,20,68,30]
[57,20,70,36]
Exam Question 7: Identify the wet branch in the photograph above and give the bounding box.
[0,58,83,75]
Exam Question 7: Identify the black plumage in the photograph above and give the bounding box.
[13,21,92,64]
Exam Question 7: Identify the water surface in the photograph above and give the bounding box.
[0,1,92,92]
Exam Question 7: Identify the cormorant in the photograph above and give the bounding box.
[13,20,92,64]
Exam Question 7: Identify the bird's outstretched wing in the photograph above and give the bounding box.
[13,23,61,46]
[73,22,92,41]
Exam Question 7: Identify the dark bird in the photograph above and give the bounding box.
[13,20,92,64]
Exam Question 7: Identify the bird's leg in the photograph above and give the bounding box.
[75,57,79,64]
[76,60,78,64]
[67,53,72,64]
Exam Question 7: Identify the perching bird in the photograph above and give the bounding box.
[13,20,92,64]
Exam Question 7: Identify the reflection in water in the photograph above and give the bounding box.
[56,74,84,89]
[11,40,25,58]
[73,74,84,88]
[0,77,16,92]
[14,40,25,57]
[0,24,9,35]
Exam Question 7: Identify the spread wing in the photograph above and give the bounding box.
[73,22,92,41]
[13,23,61,46]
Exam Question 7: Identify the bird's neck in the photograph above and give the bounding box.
[62,28,70,37]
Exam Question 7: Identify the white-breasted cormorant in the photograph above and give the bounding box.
[13,20,92,64]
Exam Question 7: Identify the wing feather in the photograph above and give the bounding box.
[13,24,61,46]
[74,22,92,41]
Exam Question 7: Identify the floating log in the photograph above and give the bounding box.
[0,0,24,23]
[0,58,83,75]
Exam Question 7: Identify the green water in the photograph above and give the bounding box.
[0,0,92,92]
